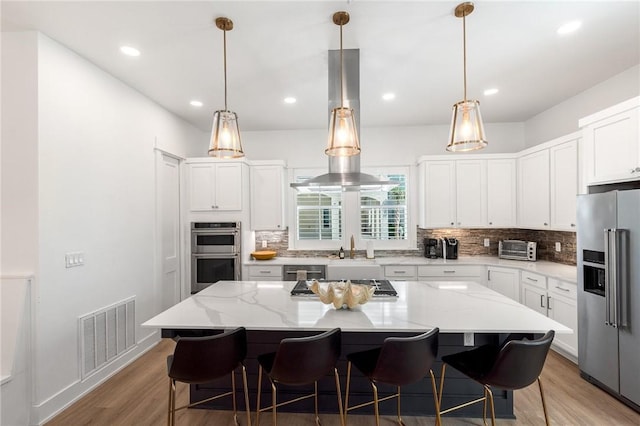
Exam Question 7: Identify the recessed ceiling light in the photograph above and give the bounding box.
[284,97,297,104]
[120,45,141,57]
[382,93,396,101]
[190,100,203,107]
[557,21,582,35]
[483,88,499,96]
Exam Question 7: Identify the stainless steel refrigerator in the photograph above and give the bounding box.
[577,189,640,410]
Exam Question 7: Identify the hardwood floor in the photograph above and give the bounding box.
[46,339,640,426]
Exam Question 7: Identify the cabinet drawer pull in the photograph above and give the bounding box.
[526,277,538,282]
[259,270,272,274]
[443,270,456,273]
[555,286,570,292]
[393,270,406,274]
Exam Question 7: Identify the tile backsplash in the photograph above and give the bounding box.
[254,227,576,265]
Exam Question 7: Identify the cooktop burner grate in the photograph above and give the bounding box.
[290,279,398,297]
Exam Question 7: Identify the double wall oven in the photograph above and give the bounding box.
[191,222,241,294]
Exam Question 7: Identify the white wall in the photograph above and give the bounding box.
[241,122,525,167]
[1,31,207,424]
[524,64,640,147]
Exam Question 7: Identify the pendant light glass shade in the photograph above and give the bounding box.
[208,17,244,159]
[447,2,487,152]
[208,110,243,158]
[326,11,360,157]
[326,106,360,156]
[447,99,487,152]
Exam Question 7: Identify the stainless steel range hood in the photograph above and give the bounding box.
[290,49,397,192]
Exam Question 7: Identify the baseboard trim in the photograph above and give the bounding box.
[33,331,160,425]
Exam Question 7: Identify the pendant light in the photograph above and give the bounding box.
[326,11,361,157]
[447,2,487,152]
[208,17,244,158]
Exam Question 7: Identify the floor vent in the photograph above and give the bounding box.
[79,297,135,380]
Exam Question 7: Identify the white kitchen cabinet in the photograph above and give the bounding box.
[486,159,517,227]
[550,138,578,231]
[580,97,640,185]
[421,161,456,228]
[188,161,243,211]
[521,271,547,315]
[247,265,283,281]
[486,266,520,302]
[518,149,550,229]
[547,278,578,359]
[250,162,285,230]
[383,265,417,281]
[418,265,484,284]
[455,160,487,227]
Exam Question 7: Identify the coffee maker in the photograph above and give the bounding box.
[424,238,440,258]
[441,237,459,259]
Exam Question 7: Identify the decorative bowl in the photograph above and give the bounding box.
[309,279,375,309]
[251,250,277,260]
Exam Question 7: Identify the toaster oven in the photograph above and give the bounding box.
[498,240,537,261]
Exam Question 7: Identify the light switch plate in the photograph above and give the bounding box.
[65,252,85,268]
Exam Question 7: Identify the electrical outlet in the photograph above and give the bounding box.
[464,332,474,347]
[483,238,490,247]
[555,242,562,252]
[261,240,267,248]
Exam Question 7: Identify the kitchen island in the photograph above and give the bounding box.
[143,280,570,418]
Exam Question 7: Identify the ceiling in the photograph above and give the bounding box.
[2,1,639,132]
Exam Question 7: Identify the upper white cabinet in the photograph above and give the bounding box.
[580,97,640,186]
[518,149,550,229]
[188,160,243,211]
[456,160,487,227]
[250,162,286,230]
[486,159,517,227]
[550,138,578,230]
[421,160,457,228]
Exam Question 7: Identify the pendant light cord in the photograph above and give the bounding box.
[223,27,228,111]
[462,12,467,103]
[340,21,344,109]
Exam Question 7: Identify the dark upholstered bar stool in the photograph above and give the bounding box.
[166,327,250,426]
[344,328,441,426]
[438,330,555,426]
[255,328,344,426]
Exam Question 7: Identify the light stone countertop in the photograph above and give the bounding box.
[244,255,577,284]
[142,280,571,334]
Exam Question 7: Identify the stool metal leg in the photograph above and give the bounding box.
[396,386,402,425]
[372,382,380,426]
[314,381,319,425]
[538,377,550,426]
[241,365,252,426]
[167,378,174,426]
[485,386,496,426]
[271,381,277,426]
[232,370,238,426]
[428,370,442,426]
[344,362,352,425]
[333,367,345,426]
[256,366,263,426]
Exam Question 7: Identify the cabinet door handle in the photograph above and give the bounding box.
[489,221,493,225]
[540,295,545,308]
[544,222,549,226]
[547,296,552,310]
[450,222,455,225]
[555,286,570,292]
[488,270,491,281]
[571,223,576,227]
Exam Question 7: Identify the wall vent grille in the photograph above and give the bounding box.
[79,297,135,380]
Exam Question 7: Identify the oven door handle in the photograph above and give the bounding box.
[192,253,240,259]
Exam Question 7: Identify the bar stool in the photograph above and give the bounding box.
[344,328,441,426]
[255,328,344,426]
[166,327,251,426]
[438,330,555,426]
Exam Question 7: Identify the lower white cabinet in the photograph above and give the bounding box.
[520,271,578,359]
[418,265,484,284]
[486,266,520,302]
[383,265,417,281]
[247,265,283,281]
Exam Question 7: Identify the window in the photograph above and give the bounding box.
[290,167,414,250]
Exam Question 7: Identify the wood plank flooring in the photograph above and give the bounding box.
[46,339,640,426]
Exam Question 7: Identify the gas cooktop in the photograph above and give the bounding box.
[290,279,398,297]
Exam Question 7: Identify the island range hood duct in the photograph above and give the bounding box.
[290,49,397,192]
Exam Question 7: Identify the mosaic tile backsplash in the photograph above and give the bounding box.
[254,227,577,266]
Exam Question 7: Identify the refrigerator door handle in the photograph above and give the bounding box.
[604,229,611,326]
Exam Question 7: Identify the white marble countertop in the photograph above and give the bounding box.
[244,255,577,283]
[142,280,571,334]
